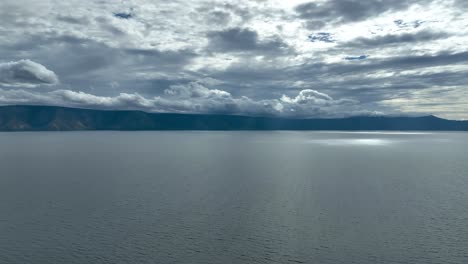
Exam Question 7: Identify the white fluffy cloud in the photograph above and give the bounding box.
[281,89,333,104]
[0,81,373,117]
[0,60,58,87]
[165,81,231,99]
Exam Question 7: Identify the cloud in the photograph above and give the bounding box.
[454,0,468,9]
[280,89,333,104]
[56,15,90,25]
[344,30,449,48]
[0,88,153,109]
[295,0,427,29]
[308,32,335,43]
[207,27,288,54]
[0,82,367,118]
[206,10,232,25]
[290,51,468,82]
[0,0,467,119]
[394,19,424,29]
[0,60,59,88]
[164,81,231,99]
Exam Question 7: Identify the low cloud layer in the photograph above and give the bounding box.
[0,0,467,119]
[0,81,376,118]
[0,60,58,87]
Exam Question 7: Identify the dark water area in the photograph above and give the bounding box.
[1,132,467,264]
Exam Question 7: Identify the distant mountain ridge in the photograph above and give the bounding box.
[0,105,467,131]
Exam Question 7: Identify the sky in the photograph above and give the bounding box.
[0,0,467,119]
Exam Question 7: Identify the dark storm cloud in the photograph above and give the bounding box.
[344,30,449,48]
[295,0,427,29]
[207,28,288,54]
[0,60,58,87]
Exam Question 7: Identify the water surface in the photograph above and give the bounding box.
[1,132,467,263]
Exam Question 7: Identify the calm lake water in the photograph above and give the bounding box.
[1,132,467,264]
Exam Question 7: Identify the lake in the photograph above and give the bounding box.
[1,132,467,263]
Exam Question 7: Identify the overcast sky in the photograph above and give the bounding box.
[1,0,467,119]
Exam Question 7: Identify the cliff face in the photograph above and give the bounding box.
[1,105,467,131]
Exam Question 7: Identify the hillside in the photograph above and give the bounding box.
[1,105,467,131]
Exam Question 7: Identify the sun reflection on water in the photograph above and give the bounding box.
[310,138,393,146]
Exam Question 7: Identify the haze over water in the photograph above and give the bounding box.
[1,132,467,264]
